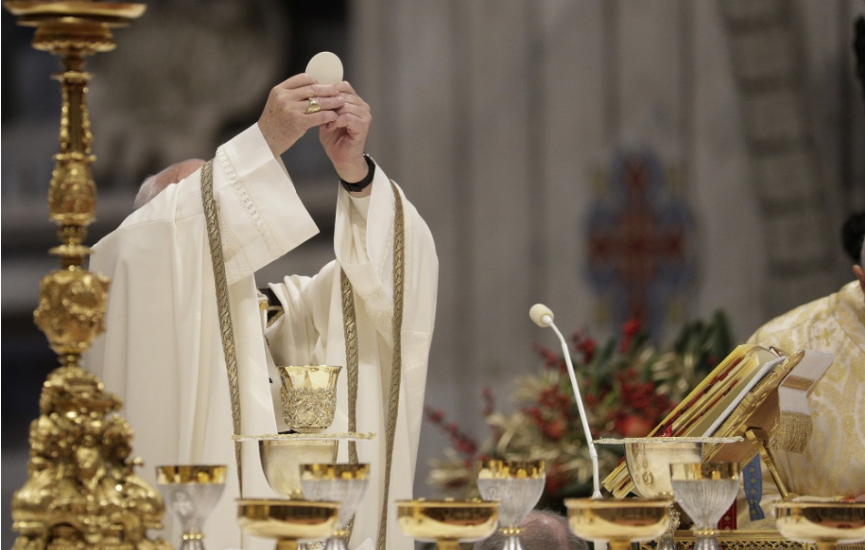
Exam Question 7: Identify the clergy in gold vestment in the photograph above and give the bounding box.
[746,243,865,499]
[84,75,438,550]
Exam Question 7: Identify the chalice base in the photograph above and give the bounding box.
[692,531,721,550]
[179,532,206,550]
[656,507,681,550]
[323,535,349,550]
[501,533,525,550]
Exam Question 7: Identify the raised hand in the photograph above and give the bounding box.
[257,73,345,157]
[319,81,372,183]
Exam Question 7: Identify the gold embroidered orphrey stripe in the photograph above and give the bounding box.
[202,158,244,492]
[341,180,406,550]
[204,155,407,550]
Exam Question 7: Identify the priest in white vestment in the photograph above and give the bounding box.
[84,74,438,550]
[735,241,865,528]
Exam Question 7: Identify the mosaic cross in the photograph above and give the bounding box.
[585,150,694,338]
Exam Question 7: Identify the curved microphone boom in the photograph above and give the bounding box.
[530,303,602,499]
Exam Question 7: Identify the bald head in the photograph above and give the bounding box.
[133,158,206,210]
[474,510,588,550]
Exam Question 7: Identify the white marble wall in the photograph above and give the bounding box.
[346,0,864,498]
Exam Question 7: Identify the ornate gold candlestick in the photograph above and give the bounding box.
[3,2,169,550]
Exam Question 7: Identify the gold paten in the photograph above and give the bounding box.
[4,2,170,550]
[396,499,499,550]
[237,499,339,550]
[565,497,673,550]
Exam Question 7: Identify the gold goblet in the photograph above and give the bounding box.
[774,501,865,550]
[277,366,342,433]
[300,463,370,550]
[476,460,545,550]
[156,465,228,550]
[669,462,740,550]
[396,499,499,550]
[237,498,339,550]
[565,497,673,550]
[260,439,338,499]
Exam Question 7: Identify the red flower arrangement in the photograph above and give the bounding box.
[425,311,732,506]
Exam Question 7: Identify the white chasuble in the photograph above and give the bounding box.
[85,124,438,550]
[266,169,438,550]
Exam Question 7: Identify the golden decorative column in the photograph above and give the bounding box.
[4,2,170,550]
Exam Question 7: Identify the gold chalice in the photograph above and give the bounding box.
[277,366,341,433]
[300,463,370,550]
[476,460,545,550]
[565,497,673,550]
[774,501,865,550]
[260,438,338,498]
[669,462,740,550]
[156,465,228,550]
[237,498,339,550]
[396,499,499,550]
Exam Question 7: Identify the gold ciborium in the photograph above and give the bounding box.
[774,501,865,550]
[565,497,673,550]
[156,465,227,550]
[277,366,342,433]
[669,462,740,550]
[237,498,339,550]
[260,438,339,498]
[396,499,499,550]
[476,460,545,550]
[300,463,370,550]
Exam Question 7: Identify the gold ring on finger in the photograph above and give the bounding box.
[306,97,321,114]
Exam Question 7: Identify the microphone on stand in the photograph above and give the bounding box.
[530,303,603,499]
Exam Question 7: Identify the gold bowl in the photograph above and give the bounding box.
[259,439,338,498]
[565,497,673,550]
[237,498,339,550]
[396,499,499,550]
[277,365,341,433]
[774,501,865,550]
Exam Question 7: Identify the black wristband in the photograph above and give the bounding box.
[340,154,375,193]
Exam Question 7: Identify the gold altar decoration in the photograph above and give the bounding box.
[4,2,169,550]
